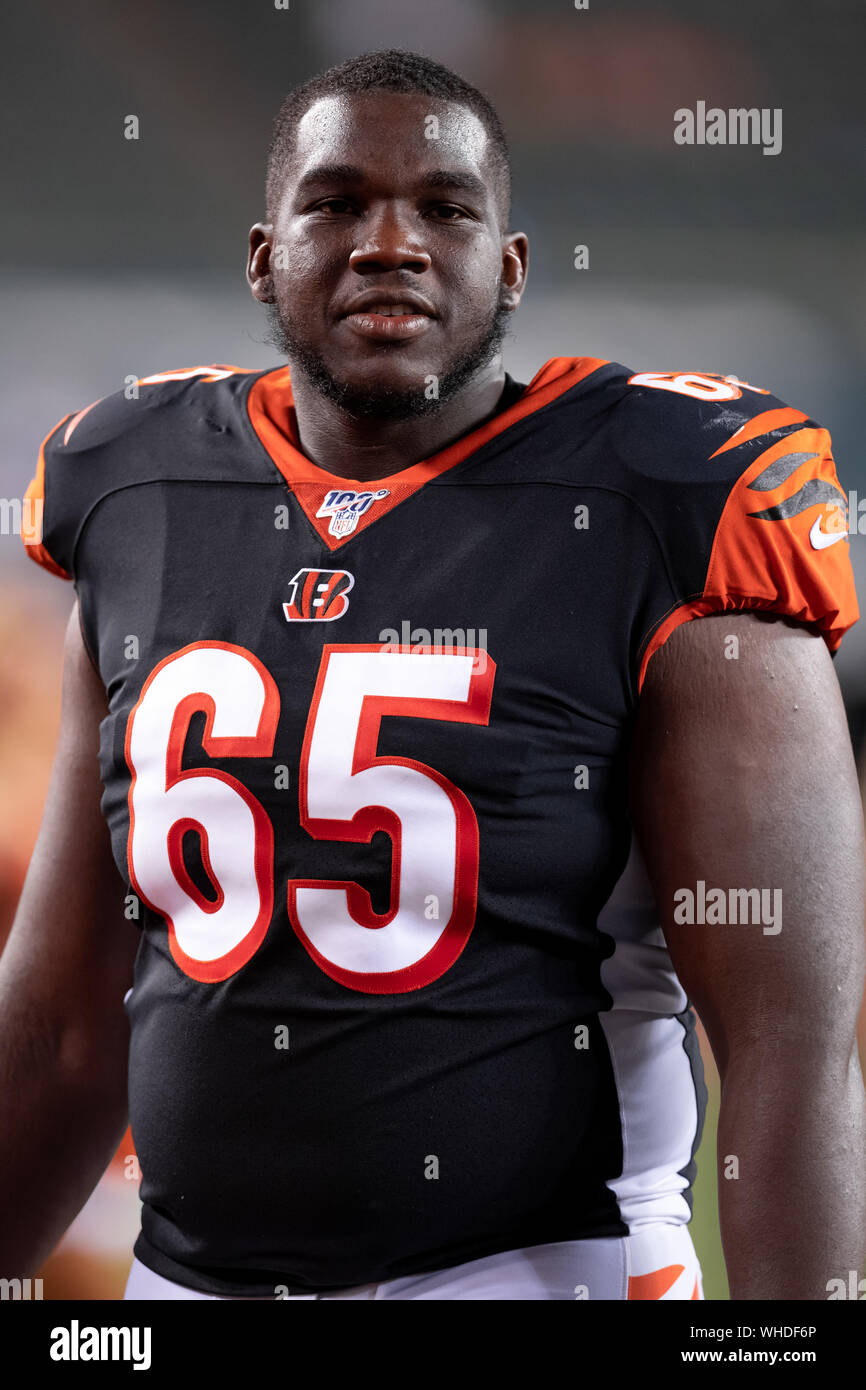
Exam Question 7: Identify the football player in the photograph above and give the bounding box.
[4,49,865,1301]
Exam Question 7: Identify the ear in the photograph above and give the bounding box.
[246,223,275,303]
[500,231,529,311]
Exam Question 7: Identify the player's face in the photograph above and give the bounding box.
[249,91,526,417]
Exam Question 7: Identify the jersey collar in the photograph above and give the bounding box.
[246,356,607,550]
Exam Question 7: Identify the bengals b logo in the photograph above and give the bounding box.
[283,568,354,622]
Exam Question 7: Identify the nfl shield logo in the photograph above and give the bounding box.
[315,487,389,538]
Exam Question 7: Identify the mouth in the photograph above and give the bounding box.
[340,304,434,342]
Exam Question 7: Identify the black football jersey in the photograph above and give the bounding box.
[23,357,858,1295]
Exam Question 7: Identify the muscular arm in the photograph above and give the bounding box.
[631,611,866,1300]
[0,602,139,1274]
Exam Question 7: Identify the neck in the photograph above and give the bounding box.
[287,359,508,482]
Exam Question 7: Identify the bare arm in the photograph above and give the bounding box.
[0,601,139,1275]
[631,611,866,1300]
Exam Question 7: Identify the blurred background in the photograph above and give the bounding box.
[1,0,865,1299]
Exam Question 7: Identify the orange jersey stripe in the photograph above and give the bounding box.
[638,427,857,691]
[709,406,809,458]
[21,423,72,580]
[628,1263,685,1299]
[63,399,100,445]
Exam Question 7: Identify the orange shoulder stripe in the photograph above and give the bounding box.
[638,426,858,691]
[63,399,100,445]
[709,406,809,458]
[21,421,72,580]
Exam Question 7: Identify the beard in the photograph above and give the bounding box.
[265,295,512,421]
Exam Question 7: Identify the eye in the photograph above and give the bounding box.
[427,203,470,221]
[311,197,355,215]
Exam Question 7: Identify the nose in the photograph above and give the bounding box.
[348,203,432,275]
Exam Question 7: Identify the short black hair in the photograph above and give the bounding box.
[265,48,511,230]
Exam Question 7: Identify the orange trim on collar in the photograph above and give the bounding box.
[247,356,608,549]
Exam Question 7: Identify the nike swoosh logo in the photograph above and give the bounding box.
[809,515,848,549]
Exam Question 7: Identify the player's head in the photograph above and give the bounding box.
[247,49,528,419]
